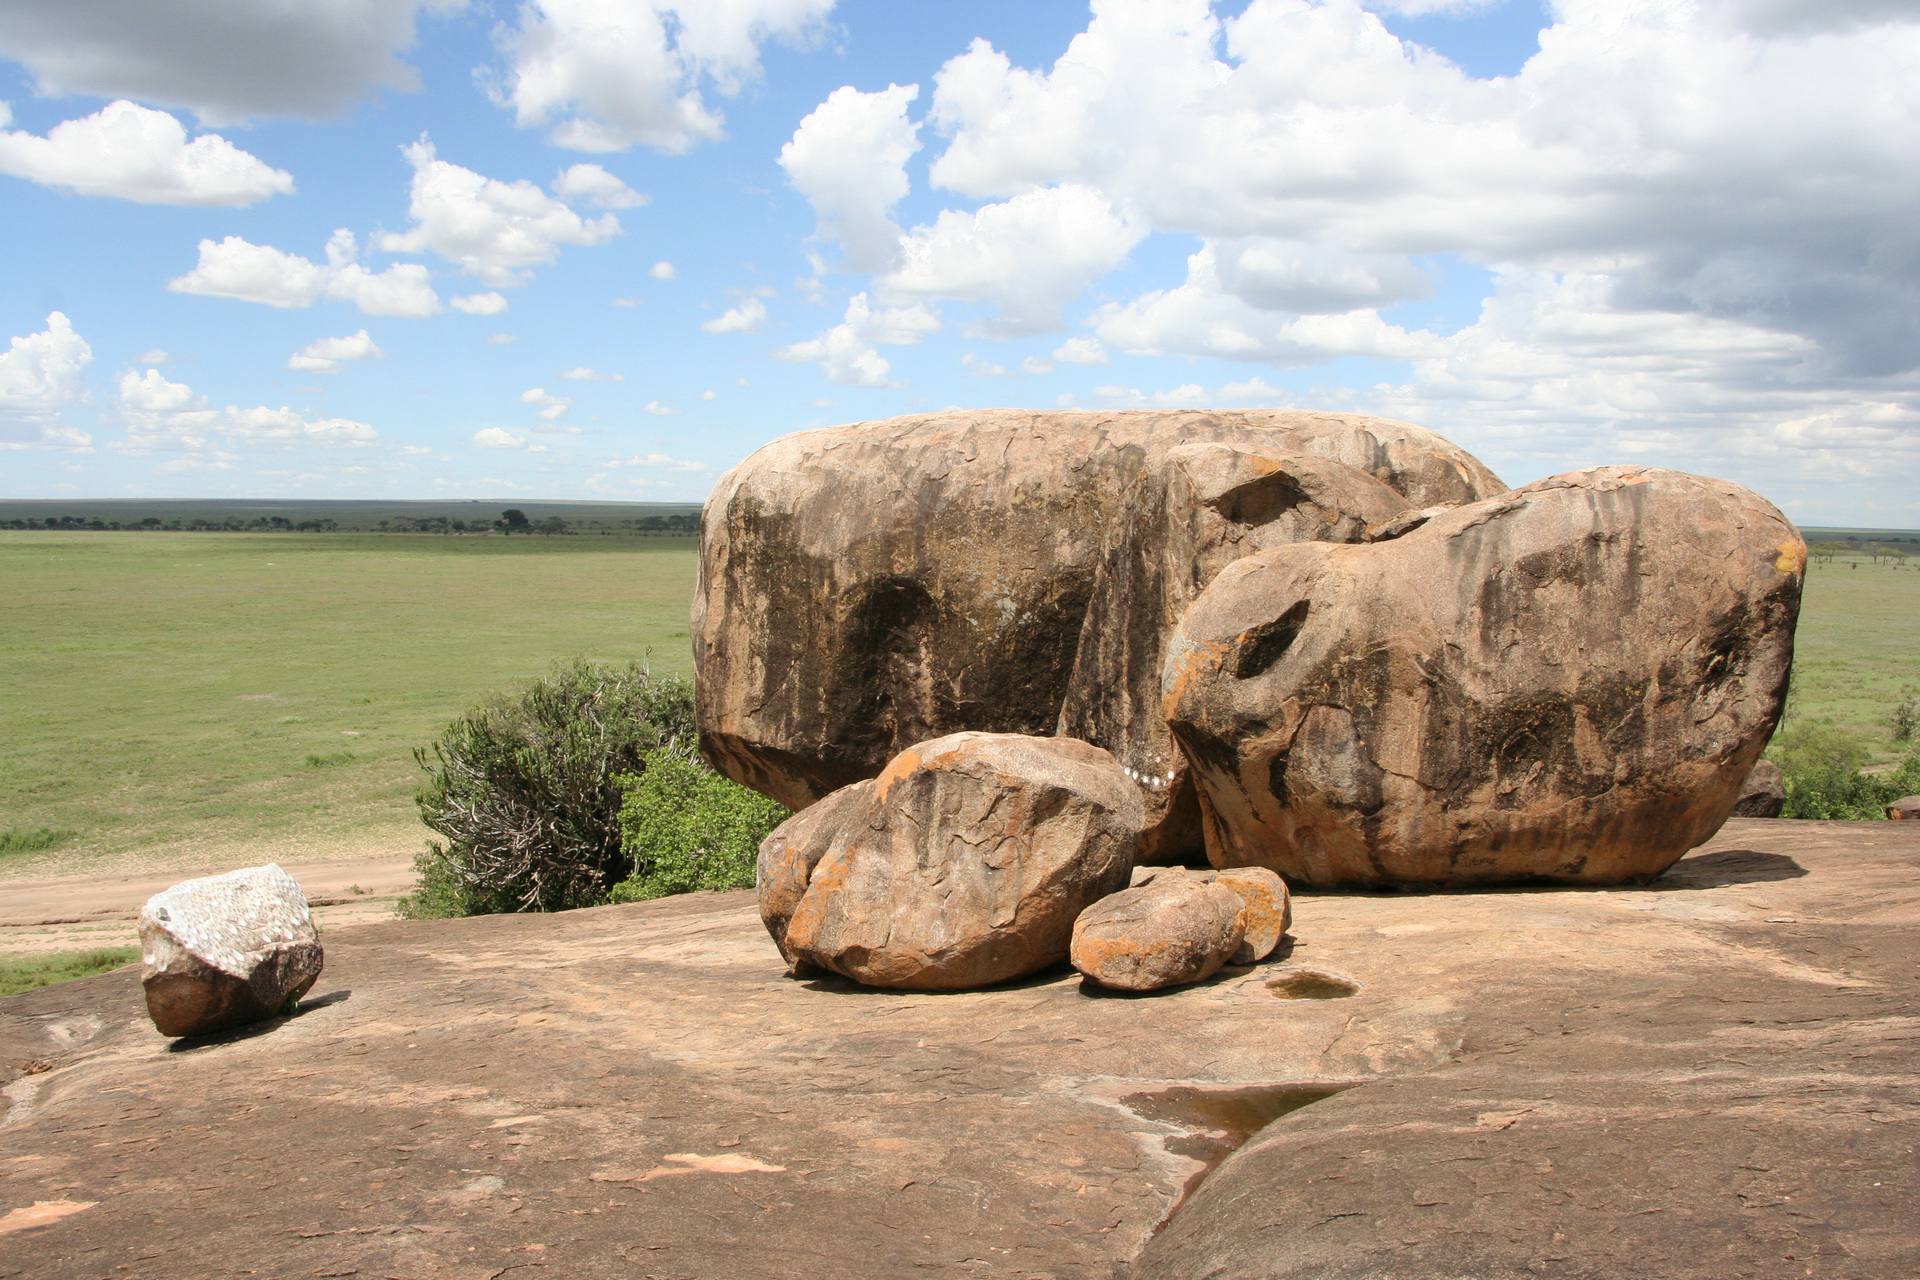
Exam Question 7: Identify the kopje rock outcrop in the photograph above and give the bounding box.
[694,409,1504,860]
[698,410,1802,983]
[137,863,323,1038]
[764,732,1141,990]
[1164,466,1804,887]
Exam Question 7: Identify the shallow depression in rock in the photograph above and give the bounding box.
[1121,1081,1357,1227]
[1265,967,1361,999]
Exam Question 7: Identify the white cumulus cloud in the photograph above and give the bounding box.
[780,82,921,272]
[0,100,293,205]
[649,260,676,280]
[168,229,440,317]
[117,367,376,450]
[881,184,1144,334]
[520,386,571,420]
[491,0,835,153]
[552,162,646,208]
[451,291,509,316]
[776,291,938,387]
[288,329,384,374]
[700,297,769,334]
[0,311,93,450]
[376,136,622,288]
[560,366,623,381]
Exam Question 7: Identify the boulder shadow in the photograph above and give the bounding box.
[1649,849,1807,890]
[164,989,351,1053]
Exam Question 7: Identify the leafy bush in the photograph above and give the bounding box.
[610,750,789,902]
[1771,722,1920,819]
[400,661,696,918]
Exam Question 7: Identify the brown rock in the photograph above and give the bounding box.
[754,783,867,966]
[1165,467,1805,887]
[772,733,1141,989]
[1118,865,1291,964]
[1889,795,1920,820]
[1070,876,1246,991]
[694,409,1505,821]
[1058,442,1416,860]
[1214,867,1291,963]
[1729,758,1787,818]
[137,864,323,1038]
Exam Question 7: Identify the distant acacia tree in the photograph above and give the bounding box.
[498,508,531,534]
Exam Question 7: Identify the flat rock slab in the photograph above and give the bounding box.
[3,820,1917,1279]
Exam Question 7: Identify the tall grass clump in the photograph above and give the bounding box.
[610,751,788,902]
[401,661,695,918]
[0,827,76,858]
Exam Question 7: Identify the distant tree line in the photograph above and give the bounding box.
[1809,538,1914,566]
[1,510,700,535]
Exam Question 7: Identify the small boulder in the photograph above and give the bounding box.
[1119,866,1291,964]
[1214,868,1291,964]
[770,733,1142,990]
[138,864,323,1038]
[1070,876,1246,992]
[1888,795,1920,821]
[1730,759,1787,818]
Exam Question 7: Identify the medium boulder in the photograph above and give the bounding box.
[138,864,323,1038]
[1214,868,1292,964]
[770,733,1142,990]
[1070,875,1247,992]
[1889,796,1920,821]
[1730,759,1787,818]
[1165,467,1805,887]
[695,409,1505,822]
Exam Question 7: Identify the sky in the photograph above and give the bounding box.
[0,0,1915,526]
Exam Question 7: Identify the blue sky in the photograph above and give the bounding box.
[1,0,1915,525]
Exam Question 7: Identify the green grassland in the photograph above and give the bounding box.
[1782,552,1920,767]
[0,531,697,872]
[1,527,1914,880]
[0,947,139,997]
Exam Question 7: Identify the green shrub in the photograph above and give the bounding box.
[400,661,696,918]
[609,750,789,902]
[1771,722,1920,819]
[1891,692,1917,744]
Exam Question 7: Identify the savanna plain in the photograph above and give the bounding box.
[1,521,1916,976]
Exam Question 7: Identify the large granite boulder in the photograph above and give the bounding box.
[1164,467,1805,887]
[694,410,1506,846]
[767,732,1142,989]
[138,863,323,1037]
[1070,874,1247,992]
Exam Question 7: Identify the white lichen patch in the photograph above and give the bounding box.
[139,863,315,978]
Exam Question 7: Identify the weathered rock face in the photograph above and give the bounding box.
[1070,875,1247,991]
[1165,467,1805,887]
[138,864,323,1038]
[1058,442,1417,859]
[1730,759,1787,818]
[694,410,1506,831]
[1889,795,1920,821]
[769,732,1142,990]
